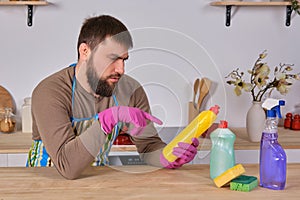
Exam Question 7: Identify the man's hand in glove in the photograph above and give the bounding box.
[98,106,162,136]
[160,138,199,169]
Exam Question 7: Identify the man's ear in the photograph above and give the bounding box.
[78,43,90,60]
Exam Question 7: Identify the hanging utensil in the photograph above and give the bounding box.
[196,77,211,111]
[188,78,201,123]
[192,78,200,109]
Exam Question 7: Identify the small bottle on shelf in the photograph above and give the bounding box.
[284,112,293,129]
[291,114,300,130]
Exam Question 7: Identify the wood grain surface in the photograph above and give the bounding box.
[0,131,32,153]
[0,164,299,199]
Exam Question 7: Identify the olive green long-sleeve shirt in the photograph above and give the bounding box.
[31,66,166,179]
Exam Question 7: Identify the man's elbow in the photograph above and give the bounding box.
[61,171,81,180]
[54,162,86,180]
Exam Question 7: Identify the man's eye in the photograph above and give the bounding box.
[109,57,118,62]
[111,57,128,62]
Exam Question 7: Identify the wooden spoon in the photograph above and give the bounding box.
[197,78,211,111]
[193,78,200,109]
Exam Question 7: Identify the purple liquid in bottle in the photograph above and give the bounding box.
[259,124,286,190]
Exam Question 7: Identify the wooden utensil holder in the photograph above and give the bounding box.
[188,101,199,124]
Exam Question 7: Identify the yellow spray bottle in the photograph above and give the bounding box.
[162,105,220,162]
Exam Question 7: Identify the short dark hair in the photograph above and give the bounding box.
[77,15,133,59]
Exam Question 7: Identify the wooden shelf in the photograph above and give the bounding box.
[0,1,48,6]
[0,1,49,27]
[210,1,292,6]
[210,1,293,26]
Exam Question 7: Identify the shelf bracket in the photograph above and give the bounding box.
[286,5,292,27]
[27,5,33,27]
[225,5,232,27]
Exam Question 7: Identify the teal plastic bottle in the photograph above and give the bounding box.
[210,120,236,179]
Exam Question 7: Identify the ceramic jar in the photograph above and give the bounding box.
[22,97,33,133]
[246,101,266,142]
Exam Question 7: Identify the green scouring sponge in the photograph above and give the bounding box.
[230,175,258,192]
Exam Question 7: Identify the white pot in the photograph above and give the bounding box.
[246,101,266,142]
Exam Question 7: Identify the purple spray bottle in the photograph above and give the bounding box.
[260,98,286,190]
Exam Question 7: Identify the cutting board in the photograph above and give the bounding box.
[0,85,16,114]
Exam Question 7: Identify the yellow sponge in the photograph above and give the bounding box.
[213,164,245,188]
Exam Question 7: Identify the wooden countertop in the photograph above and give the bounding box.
[1,127,299,154]
[0,164,299,199]
[0,131,138,153]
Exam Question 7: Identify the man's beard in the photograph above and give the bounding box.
[86,65,120,97]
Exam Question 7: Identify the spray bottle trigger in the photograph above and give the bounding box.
[263,98,285,119]
[274,100,285,118]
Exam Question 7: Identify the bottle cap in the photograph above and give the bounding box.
[209,105,220,115]
[219,120,228,128]
[24,97,31,104]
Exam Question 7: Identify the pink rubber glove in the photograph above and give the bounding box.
[98,106,162,136]
[160,138,199,169]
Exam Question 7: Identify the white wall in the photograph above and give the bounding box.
[1,0,299,127]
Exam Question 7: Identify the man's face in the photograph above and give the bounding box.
[86,37,129,97]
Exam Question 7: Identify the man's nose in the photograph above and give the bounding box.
[114,59,125,74]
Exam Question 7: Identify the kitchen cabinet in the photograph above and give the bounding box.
[0,131,145,166]
[0,154,6,167]
[0,1,49,26]
[0,153,28,167]
[210,1,293,26]
[7,153,28,166]
[0,131,30,167]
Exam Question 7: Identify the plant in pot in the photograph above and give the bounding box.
[225,50,300,142]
